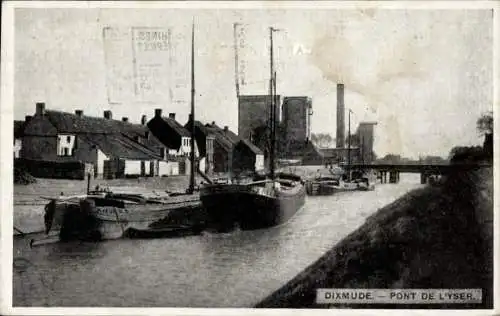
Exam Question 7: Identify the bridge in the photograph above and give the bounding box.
[347,163,492,184]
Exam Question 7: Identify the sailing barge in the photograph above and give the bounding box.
[201,173,305,231]
[201,27,306,231]
[41,22,205,242]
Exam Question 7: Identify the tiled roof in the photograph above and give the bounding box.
[129,124,165,153]
[220,128,240,146]
[43,110,161,139]
[203,124,233,152]
[79,134,162,160]
[45,110,114,134]
[147,116,190,150]
[217,125,264,155]
[162,117,191,137]
[240,138,264,155]
[202,123,264,155]
[39,110,166,160]
[185,120,215,137]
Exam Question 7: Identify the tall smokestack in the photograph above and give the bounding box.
[336,83,345,148]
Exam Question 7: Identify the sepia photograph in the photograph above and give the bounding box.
[1,1,497,314]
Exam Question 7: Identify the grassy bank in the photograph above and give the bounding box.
[256,167,493,309]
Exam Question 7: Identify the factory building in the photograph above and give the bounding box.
[237,95,280,143]
[355,122,377,164]
[280,96,313,159]
[282,96,313,143]
[236,83,376,166]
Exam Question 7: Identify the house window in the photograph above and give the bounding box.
[57,134,76,156]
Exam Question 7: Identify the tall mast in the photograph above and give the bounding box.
[167,28,174,105]
[188,20,196,194]
[347,109,352,181]
[269,27,275,180]
[233,23,241,98]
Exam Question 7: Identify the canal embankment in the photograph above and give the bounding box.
[256,164,493,309]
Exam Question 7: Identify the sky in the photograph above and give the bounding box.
[13,6,493,159]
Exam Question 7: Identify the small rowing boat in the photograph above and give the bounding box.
[123,224,203,239]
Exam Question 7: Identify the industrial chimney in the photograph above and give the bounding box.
[336,83,345,148]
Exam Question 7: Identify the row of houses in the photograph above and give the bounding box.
[14,102,264,179]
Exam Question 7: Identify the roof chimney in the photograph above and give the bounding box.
[141,115,147,125]
[155,108,162,118]
[75,110,83,117]
[122,117,129,122]
[104,110,112,120]
[336,83,345,149]
[168,113,176,120]
[25,115,32,123]
[36,102,45,116]
[224,126,228,132]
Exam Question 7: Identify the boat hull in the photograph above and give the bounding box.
[306,179,376,195]
[305,180,336,196]
[200,183,306,231]
[46,194,203,241]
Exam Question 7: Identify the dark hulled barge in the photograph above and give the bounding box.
[200,26,305,231]
[201,173,305,231]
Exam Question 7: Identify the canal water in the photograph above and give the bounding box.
[13,174,422,307]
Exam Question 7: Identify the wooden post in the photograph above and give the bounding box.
[420,173,427,184]
[389,171,398,183]
[87,173,91,194]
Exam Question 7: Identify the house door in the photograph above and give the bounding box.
[149,160,155,176]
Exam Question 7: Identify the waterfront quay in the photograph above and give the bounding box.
[13,173,422,307]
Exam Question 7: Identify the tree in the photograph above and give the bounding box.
[421,155,448,165]
[252,124,271,159]
[448,146,485,164]
[311,133,334,148]
[252,122,288,160]
[477,111,493,159]
[345,134,360,147]
[377,154,402,164]
[477,111,493,135]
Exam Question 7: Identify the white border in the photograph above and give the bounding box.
[1,1,498,316]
